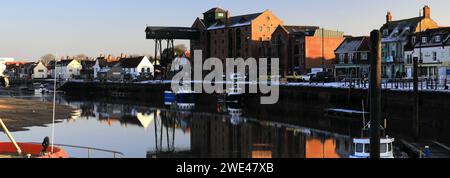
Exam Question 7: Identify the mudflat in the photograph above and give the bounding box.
[0,98,75,132]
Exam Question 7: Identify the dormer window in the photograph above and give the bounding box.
[383,29,389,36]
[435,35,441,43]
[422,37,428,44]
[218,13,224,17]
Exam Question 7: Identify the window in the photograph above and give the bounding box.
[267,26,270,32]
[349,53,354,64]
[69,69,73,72]
[38,69,44,72]
[422,37,428,44]
[435,35,441,43]
[356,144,364,153]
[433,52,437,61]
[380,143,388,153]
[383,29,389,36]
[218,13,224,17]
[339,54,345,64]
[259,26,263,32]
[407,54,413,64]
[364,144,370,153]
[361,52,368,60]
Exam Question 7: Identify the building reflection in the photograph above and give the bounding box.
[191,101,352,158]
[64,97,352,158]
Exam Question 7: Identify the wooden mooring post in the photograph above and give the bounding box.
[369,30,382,158]
[413,55,420,138]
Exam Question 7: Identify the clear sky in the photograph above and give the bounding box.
[1,0,449,61]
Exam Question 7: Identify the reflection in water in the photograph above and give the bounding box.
[190,101,352,158]
[3,93,353,158]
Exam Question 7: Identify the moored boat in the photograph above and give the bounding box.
[350,123,395,158]
[0,142,68,158]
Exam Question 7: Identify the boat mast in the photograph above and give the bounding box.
[0,118,22,155]
[51,58,58,153]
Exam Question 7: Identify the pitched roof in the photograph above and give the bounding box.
[81,60,96,68]
[204,7,227,14]
[96,57,109,67]
[411,27,450,48]
[381,17,423,40]
[381,17,422,31]
[281,25,320,36]
[118,56,146,68]
[335,36,370,53]
[46,59,77,69]
[207,12,263,30]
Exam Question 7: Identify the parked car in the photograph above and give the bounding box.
[286,72,301,82]
[310,72,335,83]
[300,73,314,82]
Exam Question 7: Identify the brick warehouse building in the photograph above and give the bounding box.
[190,7,283,63]
[271,25,345,76]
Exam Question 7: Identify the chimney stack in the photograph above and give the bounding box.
[386,11,392,23]
[226,11,231,26]
[423,5,430,18]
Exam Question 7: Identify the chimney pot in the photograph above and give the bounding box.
[386,11,392,23]
[423,5,430,18]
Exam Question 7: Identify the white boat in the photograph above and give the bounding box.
[350,123,395,158]
[226,73,244,102]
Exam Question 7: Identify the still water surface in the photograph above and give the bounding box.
[0,91,352,158]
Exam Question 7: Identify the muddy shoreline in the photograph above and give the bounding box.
[0,98,76,132]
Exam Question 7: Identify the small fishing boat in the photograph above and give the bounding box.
[226,73,244,102]
[0,118,69,158]
[350,123,395,158]
[164,80,195,105]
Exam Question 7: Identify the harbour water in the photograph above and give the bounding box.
[0,90,355,158]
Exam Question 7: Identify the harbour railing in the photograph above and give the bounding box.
[342,77,450,91]
[30,143,125,158]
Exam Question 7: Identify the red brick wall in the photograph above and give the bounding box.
[305,37,344,71]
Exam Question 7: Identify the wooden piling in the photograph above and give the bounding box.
[369,30,382,158]
[413,56,420,138]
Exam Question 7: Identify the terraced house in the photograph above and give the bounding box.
[404,27,450,82]
[334,36,371,79]
[380,5,439,79]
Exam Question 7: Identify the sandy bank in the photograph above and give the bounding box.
[0,98,75,132]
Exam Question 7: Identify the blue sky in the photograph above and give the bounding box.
[1,0,448,61]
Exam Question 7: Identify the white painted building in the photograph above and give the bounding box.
[0,58,15,77]
[117,56,154,79]
[33,62,48,79]
[49,59,83,79]
[404,27,450,81]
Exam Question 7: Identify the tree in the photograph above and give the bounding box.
[160,44,187,66]
[74,54,89,61]
[40,54,56,65]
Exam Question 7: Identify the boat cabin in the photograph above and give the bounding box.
[351,136,395,158]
